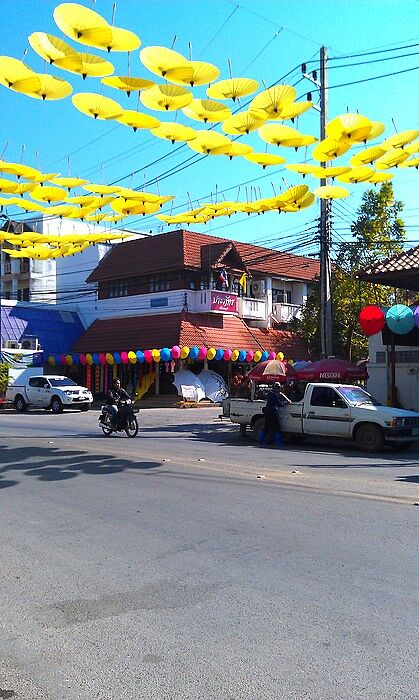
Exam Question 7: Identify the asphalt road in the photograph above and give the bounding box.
[0,407,417,700]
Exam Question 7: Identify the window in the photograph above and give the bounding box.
[273,289,292,304]
[49,378,77,387]
[29,377,46,388]
[149,275,170,292]
[339,387,381,406]
[310,387,347,408]
[21,287,30,301]
[108,281,129,298]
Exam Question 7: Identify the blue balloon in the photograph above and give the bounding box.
[72,354,79,365]
[92,353,100,365]
[136,350,144,363]
[160,347,171,362]
[215,348,224,360]
[189,346,199,360]
[238,350,246,362]
[114,352,121,365]
[261,351,269,362]
[386,304,415,334]
[54,354,61,365]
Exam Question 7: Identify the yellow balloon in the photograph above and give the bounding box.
[207,348,216,360]
[128,350,137,364]
[254,350,262,363]
[86,353,93,366]
[48,355,55,366]
[152,349,161,362]
[65,354,73,366]
[276,352,284,361]
[288,359,294,366]
[231,349,239,362]
[180,346,190,359]
[106,352,114,365]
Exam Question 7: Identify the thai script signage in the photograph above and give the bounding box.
[210,290,238,314]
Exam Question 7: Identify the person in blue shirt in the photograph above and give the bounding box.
[262,382,288,446]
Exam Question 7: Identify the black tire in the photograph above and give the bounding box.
[101,425,113,436]
[355,424,384,453]
[14,395,27,413]
[252,417,265,443]
[125,416,139,438]
[79,404,90,412]
[50,396,63,414]
[388,441,414,452]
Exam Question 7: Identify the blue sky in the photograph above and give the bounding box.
[0,0,418,256]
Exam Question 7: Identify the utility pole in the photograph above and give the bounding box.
[302,46,333,357]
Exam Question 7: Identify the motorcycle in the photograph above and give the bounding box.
[99,400,139,438]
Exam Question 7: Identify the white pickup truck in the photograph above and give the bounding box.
[222,383,419,452]
[6,374,93,414]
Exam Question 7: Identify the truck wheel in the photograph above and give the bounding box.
[80,404,90,412]
[50,396,63,414]
[252,417,265,443]
[14,395,27,413]
[388,441,414,452]
[355,424,384,453]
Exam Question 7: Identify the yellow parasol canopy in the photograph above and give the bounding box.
[28,32,80,66]
[82,184,121,196]
[249,85,296,117]
[166,60,220,87]
[50,176,88,189]
[313,185,350,199]
[72,92,123,119]
[150,122,197,144]
[206,77,259,101]
[102,213,125,222]
[279,134,317,149]
[111,198,160,216]
[349,146,387,166]
[12,74,72,100]
[404,142,419,155]
[53,3,112,48]
[275,184,309,206]
[187,130,231,154]
[84,212,108,222]
[140,46,189,78]
[57,52,114,79]
[0,161,41,179]
[336,166,375,183]
[286,163,319,176]
[397,156,419,169]
[30,184,68,203]
[0,56,35,88]
[366,172,394,183]
[258,124,303,147]
[140,84,193,111]
[381,130,419,149]
[312,137,352,162]
[309,165,352,179]
[39,204,75,216]
[326,113,373,143]
[222,111,266,135]
[363,121,385,142]
[0,178,19,194]
[66,194,101,207]
[115,109,160,131]
[13,182,38,195]
[14,201,45,212]
[211,142,253,159]
[243,153,286,169]
[274,100,313,121]
[374,148,410,169]
[283,191,315,211]
[182,99,231,123]
[101,75,154,96]
[102,27,141,53]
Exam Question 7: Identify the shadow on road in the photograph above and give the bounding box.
[0,443,162,489]
[395,474,419,483]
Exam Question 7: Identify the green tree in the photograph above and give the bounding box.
[292,183,406,361]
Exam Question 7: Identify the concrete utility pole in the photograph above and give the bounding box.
[319,46,333,357]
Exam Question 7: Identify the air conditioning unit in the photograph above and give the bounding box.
[251,280,266,296]
[3,340,20,349]
[20,337,39,350]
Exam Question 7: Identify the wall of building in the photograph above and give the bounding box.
[367,333,419,411]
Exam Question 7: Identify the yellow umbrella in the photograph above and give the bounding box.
[211,142,253,159]
[28,32,80,66]
[111,198,160,215]
[275,100,313,121]
[39,204,75,216]
[50,176,89,190]
[0,178,18,194]
[84,212,109,222]
[72,92,123,120]
[249,85,296,117]
[0,56,35,88]
[13,182,38,195]
[364,121,385,142]
[206,77,259,101]
[286,163,319,176]
[404,142,419,155]
[150,122,197,144]
[30,184,68,203]
[279,134,317,149]
[381,130,419,150]
[166,60,220,87]
[82,184,122,195]
[31,172,60,184]
[182,99,231,124]
[92,195,116,209]
[0,197,22,208]
[14,200,45,212]
[275,184,309,206]
[140,46,189,78]
[53,3,112,48]
[222,111,266,135]
[57,53,114,79]
[258,124,302,147]
[366,172,394,183]
[313,185,350,199]
[336,166,375,183]
[312,137,352,162]
[349,146,387,166]
[309,165,352,179]
[101,75,154,96]
[187,130,231,154]
[374,148,410,169]
[140,84,193,111]
[12,73,72,100]
[115,109,160,131]
[243,153,286,168]
[101,213,125,222]
[326,113,373,143]
[281,192,315,211]
[102,27,141,53]
[0,161,42,180]
[66,194,101,206]
[397,156,419,169]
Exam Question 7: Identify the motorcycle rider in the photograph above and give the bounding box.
[106,377,132,428]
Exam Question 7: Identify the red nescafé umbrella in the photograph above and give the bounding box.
[247,359,295,383]
[294,358,368,382]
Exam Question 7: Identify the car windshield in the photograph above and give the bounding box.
[339,387,381,406]
[49,378,78,388]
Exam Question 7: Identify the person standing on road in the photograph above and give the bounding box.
[262,382,288,446]
[106,377,131,427]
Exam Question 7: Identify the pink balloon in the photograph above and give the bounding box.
[246,350,254,362]
[121,351,129,364]
[99,353,107,366]
[79,354,87,366]
[268,351,276,361]
[224,348,232,361]
[144,350,153,364]
[60,354,66,365]
[198,346,208,360]
[171,345,181,359]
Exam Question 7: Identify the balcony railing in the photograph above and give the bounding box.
[19,261,29,274]
[272,302,301,323]
[237,297,267,320]
[3,262,11,274]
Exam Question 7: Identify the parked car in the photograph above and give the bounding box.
[6,375,93,413]
[222,383,419,452]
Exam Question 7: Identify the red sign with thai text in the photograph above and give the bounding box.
[210,290,238,313]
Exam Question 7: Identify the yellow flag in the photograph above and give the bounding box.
[239,272,247,294]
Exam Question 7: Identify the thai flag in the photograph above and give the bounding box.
[219,269,229,287]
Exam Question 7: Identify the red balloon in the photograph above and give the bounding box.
[359,306,385,336]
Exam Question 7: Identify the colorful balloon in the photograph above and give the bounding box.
[144,349,153,363]
[359,306,385,336]
[152,349,161,362]
[276,351,284,361]
[288,359,294,365]
[65,354,73,366]
[79,353,87,366]
[128,351,137,364]
[207,347,216,360]
[253,350,262,363]
[86,353,94,366]
[215,348,224,360]
[238,350,246,362]
[224,348,232,361]
[160,347,171,362]
[414,306,419,329]
[72,354,79,365]
[386,304,415,334]
[246,350,254,362]
[113,352,121,365]
[92,353,100,365]
[198,346,208,360]
[48,355,55,366]
[268,351,276,361]
[171,345,181,359]
[136,350,145,363]
[106,352,114,365]
[180,346,190,359]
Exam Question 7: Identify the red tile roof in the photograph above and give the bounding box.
[358,245,419,291]
[72,311,309,358]
[87,229,319,283]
